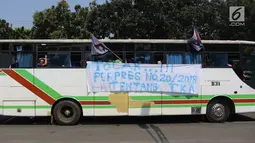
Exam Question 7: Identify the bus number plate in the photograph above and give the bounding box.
[211,81,220,86]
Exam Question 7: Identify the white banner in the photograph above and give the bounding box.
[86,62,202,94]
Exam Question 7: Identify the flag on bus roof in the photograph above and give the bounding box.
[91,34,109,56]
[187,26,204,51]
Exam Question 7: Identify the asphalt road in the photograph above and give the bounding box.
[0,113,254,143]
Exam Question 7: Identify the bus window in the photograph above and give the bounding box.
[135,53,154,64]
[92,52,114,62]
[241,45,255,89]
[208,53,229,68]
[206,53,240,68]
[112,52,124,63]
[0,52,12,68]
[242,56,255,89]
[71,52,82,68]
[167,53,183,64]
[125,53,135,63]
[154,53,165,64]
[0,44,34,69]
[46,52,72,68]
[10,45,33,68]
[184,53,202,64]
[167,53,201,64]
[0,43,12,68]
[135,43,153,51]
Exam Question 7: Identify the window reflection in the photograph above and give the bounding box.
[207,53,228,68]
[46,52,72,68]
[242,56,255,89]
[12,46,33,68]
[135,53,153,64]
[167,53,202,64]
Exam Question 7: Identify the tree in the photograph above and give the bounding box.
[32,6,57,39]
[12,26,32,39]
[26,0,255,40]
[69,4,90,39]
[86,0,111,38]
[0,19,13,39]
[32,0,73,39]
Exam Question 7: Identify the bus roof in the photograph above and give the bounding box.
[0,39,255,45]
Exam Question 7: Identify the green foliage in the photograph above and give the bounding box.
[0,19,13,39]
[0,0,255,40]
[12,26,32,39]
[32,0,71,39]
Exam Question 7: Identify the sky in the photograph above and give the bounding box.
[0,0,106,28]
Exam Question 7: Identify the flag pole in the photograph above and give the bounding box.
[201,45,210,62]
[103,43,123,61]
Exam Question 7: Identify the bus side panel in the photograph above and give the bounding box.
[3,100,35,116]
[201,69,255,114]
[14,69,50,116]
[93,92,128,116]
[128,92,162,116]
[161,93,201,115]
[33,69,93,116]
[0,69,37,116]
[0,71,9,115]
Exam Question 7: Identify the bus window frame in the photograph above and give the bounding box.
[36,43,85,69]
[8,43,36,69]
[202,44,241,68]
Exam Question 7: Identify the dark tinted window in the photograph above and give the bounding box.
[240,45,255,89]
[135,52,154,64]
[166,53,202,64]
[0,52,12,68]
[46,53,72,68]
[242,57,255,89]
[206,53,240,68]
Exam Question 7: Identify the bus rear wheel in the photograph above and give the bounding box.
[53,100,81,125]
[206,100,230,123]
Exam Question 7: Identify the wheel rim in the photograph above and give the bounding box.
[61,107,74,118]
[212,103,225,118]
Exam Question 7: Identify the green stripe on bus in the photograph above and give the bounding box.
[0,105,51,109]
[73,95,254,101]
[0,73,6,76]
[235,103,255,106]
[132,96,201,100]
[74,96,201,101]
[73,95,201,101]
[73,96,108,101]
[15,69,62,100]
[202,94,255,99]
[81,103,254,109]
[228,94,255,99]
[0,103,253,109]
[82,105,116,109]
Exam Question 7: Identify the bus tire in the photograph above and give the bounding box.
[206,100,230,123]
[53,100,81,125]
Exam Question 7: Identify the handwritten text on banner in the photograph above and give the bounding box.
[86,62,202,94]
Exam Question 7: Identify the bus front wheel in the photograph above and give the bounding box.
[206,100,230,123]
[53,100,81,125]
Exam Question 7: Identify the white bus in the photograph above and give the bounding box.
[0,39,254,125]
